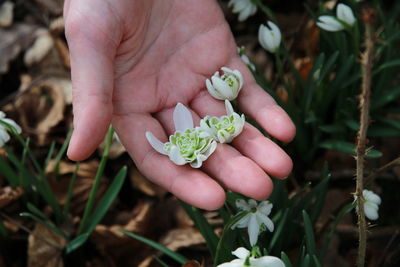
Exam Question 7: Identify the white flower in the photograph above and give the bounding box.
[355,189,381,221]
[232,199,274,246]
[0,111,21,147]
[145,103,217,168]
[238,47,256,71]
[228,0,257,22]
[206,67,244,101]
[217,247,285,267]
[317,4,356,32]
[258,21,282,53]
[200,100,245,144]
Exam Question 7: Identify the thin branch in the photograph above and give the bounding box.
[355,10,375,267]
[366,156,400,186]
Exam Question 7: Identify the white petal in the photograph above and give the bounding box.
[202,140,217,158]
[232,247,250,260]
[248,215,260,246]
[145,132,168,155]
[221,67,234,75]
[232,69,244,91]
[190,159,203,168]
[232,214,251,229]
[248,199,258,208]
[363,190,381,205]
[258,201,273,215]
[235,199,251,211]
[336,3,356,26]
[173,103,194,132]
[267,21,281,51]
[206,79,223,100]
[0,111,5,118]
[364,202,379,220]
[169,146,187,165]
[317,16,344,31]
[211,76,235,100]
[252,256,286,267]
[257,213,274,232]
[217,259,245,267]
[2,118,21,134]
[238,5,252,21]
[258,25,271,51]
[225,100,235,116]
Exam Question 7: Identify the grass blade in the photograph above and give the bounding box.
[120,229,189,264]
[302,210,316,256]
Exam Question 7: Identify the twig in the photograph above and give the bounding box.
[355,10,375,267]
[365,156,400,186]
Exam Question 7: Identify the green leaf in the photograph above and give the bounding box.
[83,166,127,234]
[180,201,219,260]
[373,59,400,75]
[300,254,311,267]
[302,210,316,256]
[268,209,289,251]
[20,212,67,239]
[0,219,9,237]
[281,252,293,267]
[120,229,189,264]
[318,124,346,134]
[0,157,19,187]
[214,211,251,266]
[27,203,49,221]
[319,140,382,158]
[65,233,89,254]
[312,255,323,267]
[372,85,400,110]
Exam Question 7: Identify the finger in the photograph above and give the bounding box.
[65,5,119,161]
[113,113,226,210]
[191,92,292,178]
[155,106,273,200]
[230,57,296,142]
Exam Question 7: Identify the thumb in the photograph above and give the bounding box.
[65,12,118,161]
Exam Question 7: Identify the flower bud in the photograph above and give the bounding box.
[206,67,243,101]
[258,21,282,53]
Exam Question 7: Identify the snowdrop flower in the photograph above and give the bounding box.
[238,47,256,71]
[0,111,21,147]
[317,4,356,32]
[217,247,285,267]
[232,199,274,246]
[200,100,245,144]
[355,189,381,220]
[228,0,257,22]
[145,103,217,168]
[206,67,244,101]
[258,21,282,53]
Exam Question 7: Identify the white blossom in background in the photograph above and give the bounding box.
[317,3,356,32]
[206,67,244,101]
[217,247,285,267]
[200,100,245,144]
[0,111,21,147]
[355,189,382,220]
[232,199,274,246]
[146,103,217,168]
[238,47,256,71]
[228,0,257,22]
[258,21,281,53]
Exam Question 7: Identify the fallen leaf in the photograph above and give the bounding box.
[0,186,24,209]
[0,23,38,74]
[130,168,166,198]
[28,223,66,267]
[160,227,205,252]
[24,30,54,66]
[0,1,14,27]
[14,77,67,145]
[182,261,203,267]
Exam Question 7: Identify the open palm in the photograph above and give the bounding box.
[64,0,295,210]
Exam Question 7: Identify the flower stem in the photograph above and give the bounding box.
[252,0,277,22]
[355,13,374,267]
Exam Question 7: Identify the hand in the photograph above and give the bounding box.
[64,0,295,210]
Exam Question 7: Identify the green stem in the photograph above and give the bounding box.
[78,126,114,235]
[63,162,80,217]
[252,0,277,22]
[275,51,294,105]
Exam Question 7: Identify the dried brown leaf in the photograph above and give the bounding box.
[28,223,66,267]
[0,23,38,74]
[14,78,67,145]
[182,261,204,267]
[53,38,70,69]
[130,168,166,198]
[0,186,23,209]
[160,227,205,252]
[49,17,64,35]
[24,30,54,66]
